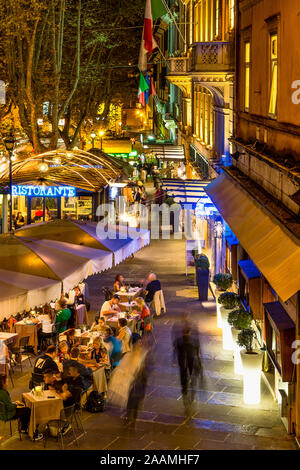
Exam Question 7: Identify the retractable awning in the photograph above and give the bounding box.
[162,179,211,208]
[148,145,185,160]
[205,172,300,302]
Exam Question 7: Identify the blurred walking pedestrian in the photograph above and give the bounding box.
[173,324,203,418]
[125,341,152,431]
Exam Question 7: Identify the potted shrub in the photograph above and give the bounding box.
[218,293,241,350]
[227,308,253,330]
[213,273,233,292]
[238,328,263,405]
[218,292,241,310]
[194,253,210,301]
[227,308,253,374]
[213,273,233,328]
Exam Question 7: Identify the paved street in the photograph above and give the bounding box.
[1,238,297,450]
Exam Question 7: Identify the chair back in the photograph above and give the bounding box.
[31,371,44,387]
[102,287,113,301]
[0,401,9,421]
[143,315,151,327]
[55,321,68,333]
[71,386,84,409]
[19,336,30,348]
[60,404,75,421]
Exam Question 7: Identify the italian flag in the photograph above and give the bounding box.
[138,72,150,107]
[138,0,159,71]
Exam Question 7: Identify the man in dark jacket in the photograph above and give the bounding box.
[173,325,203,418]
[62,347,93,390]
[145,273,162,304]
[33,345,59,375]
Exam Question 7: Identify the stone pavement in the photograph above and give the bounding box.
[1,239,298,450]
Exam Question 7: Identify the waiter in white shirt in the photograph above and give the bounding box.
[100,294,121,319]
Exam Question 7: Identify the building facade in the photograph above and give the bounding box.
[154,0,300,439]
[166,0,235,177]
[206,0,300,437]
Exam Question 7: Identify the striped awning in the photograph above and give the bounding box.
[148,145,185,160]
[162,179,211,208]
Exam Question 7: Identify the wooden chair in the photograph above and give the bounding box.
[0,402,22,441]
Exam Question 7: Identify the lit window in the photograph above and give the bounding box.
[215,0,220,38]
[229,0,235,29]
[244,42,250,111]
[268,33,278,117]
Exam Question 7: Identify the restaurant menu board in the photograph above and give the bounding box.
[77,198,92,216]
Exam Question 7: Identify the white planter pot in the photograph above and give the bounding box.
[220,306,234,350]
[241,349,263,405]
[231,328,243,374]
[215,289,226,329]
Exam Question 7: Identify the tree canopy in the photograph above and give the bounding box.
[0,0,145,152]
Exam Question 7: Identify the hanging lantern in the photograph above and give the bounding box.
[38,160,49,173]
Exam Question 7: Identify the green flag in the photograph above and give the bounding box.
[138,72,149,95]
[151,0,168,21]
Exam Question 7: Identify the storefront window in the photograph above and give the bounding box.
[268,33,278,117]
[62,196,92,221]
[226,242,232,273]
[245,41,251,111]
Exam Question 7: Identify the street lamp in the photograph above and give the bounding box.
[91,131,96,148]
[99,130,105,151]
[4,133,16,232]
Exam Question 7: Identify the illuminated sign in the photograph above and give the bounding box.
[12,185,76,197]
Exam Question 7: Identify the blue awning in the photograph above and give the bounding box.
[238,260,261,279]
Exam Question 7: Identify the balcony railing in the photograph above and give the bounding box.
[168,57,190,74]
[168,42,233,75]
[191,42,233,72]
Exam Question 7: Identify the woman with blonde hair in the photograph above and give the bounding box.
[89,337,110,368]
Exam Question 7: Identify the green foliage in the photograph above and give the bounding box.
[0,0,145,150]
[164,196,176,206]
[237,328,256,353]
[195,254,210,270]
[218,292,241,310]
[227,308,253,330]
[213,273,233,291]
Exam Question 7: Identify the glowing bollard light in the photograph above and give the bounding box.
[216,302,223,329]
[220,307,234,350]
[241,350,263,405]
[215,290,224,329]
[232,328,243,374]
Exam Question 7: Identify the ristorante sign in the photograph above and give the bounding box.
[12,185,76,197]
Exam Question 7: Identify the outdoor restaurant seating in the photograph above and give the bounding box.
[102,287,113,301]
[0,269,164,449]
[43,404,78,449]
[30,372,44,389]
[0,401,22,440]
[11,336,33,372]
[143,315,156,344]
